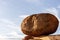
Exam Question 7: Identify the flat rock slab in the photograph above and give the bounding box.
[29,35,60,40]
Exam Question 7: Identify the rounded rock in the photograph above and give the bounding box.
[21,13,59,37]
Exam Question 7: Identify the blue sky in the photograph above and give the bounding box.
[0,0,60,39]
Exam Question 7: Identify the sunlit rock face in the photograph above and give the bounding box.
[29,35,60,40]
[21,13,59,37]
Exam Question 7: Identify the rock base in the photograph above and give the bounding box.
[29,35,60,40]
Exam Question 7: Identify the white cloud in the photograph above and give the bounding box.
[0,18,24,38]
[0,18,15,25]
[8,31,21,38]
[0,35,8,38]
[19,15,29,18]
[0,31,25,38]
[59,19,60,24]
[59,19,60,22]
[57,5,60,8]
[0,18,18,30]
[5,31,25,38]
[0,38,7,40]
[42,8,59,20]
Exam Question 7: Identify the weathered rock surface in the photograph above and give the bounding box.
[21,13,59,36]
[23,35,60,40]
[29,35,60,40]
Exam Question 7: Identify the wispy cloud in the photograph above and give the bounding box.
[42,7,59,20]
[0,38,7,40]
[0,35,8,38]
[57,5,60,8]
[0,18,24,38]
[0,19,15,25]
[5,31,25,38]
[0,31,25,38]
[19,15,29,18]
[0,18,18,30]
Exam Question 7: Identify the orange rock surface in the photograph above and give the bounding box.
[29,35,60,40]
[21,13,59,36]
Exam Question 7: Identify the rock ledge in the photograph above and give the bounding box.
[29,35,60,40]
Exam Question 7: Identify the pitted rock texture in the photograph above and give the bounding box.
[21,13,59,37]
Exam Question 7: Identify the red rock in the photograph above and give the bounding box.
[21,13,59,37]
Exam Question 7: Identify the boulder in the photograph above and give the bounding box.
[21,13,59,36]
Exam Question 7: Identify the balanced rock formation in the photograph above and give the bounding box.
[21,13,59,37]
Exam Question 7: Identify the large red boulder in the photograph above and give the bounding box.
[21,13,59,37]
